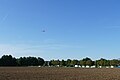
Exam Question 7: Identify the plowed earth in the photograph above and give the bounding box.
[0,67,120,80]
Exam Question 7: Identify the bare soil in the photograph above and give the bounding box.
[0,67,120,80]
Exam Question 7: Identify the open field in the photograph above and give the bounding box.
[0,67,120,80]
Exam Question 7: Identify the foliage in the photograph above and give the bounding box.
[0,55,44,66]
[0,55,120,67]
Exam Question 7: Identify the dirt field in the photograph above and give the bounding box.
[0,67,120,80]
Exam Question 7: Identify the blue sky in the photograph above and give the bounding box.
[0,0,120,60]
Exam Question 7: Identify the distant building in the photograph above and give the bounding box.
[110,66,114,68]
[75,65,79,67]
[78,65,81,68]
[86,65,90,68]
[99,66,102,68]
[82,66,85,68]
[91,65,95,68]
[106,66,109,68]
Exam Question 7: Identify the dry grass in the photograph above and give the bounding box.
[0,67,120,80]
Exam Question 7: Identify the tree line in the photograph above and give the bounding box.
[0,55,44,66]
[49,57,120,67]
[0,55,119,67]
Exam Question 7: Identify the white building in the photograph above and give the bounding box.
[106,66,109,68]
[56,65,60,67]
[110,66,114,68]
[82,65,85,68]
[91,65,95,68]
[78,65,81,68]
[99,66,102,68]
[75,65,79,67]
[86,65,90,68]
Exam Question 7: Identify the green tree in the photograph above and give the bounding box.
[0,55,17,66]
[96,58,110,66]
[38,57,45,66]
[26,57,39,66]
[82,57,92,61]
[50,60,60,66]
[80,57,93,66]
[17,57,27,66]
[86,60,93,66]
[71,60,78,66]
[79,60,86,66]
[16,56,44,66]
[110,59,119,66]
[60,60,66,67]
[66,59,71,67]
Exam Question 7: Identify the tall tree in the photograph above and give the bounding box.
[66,59,71,67]
[96,58,109,66]
[60,60,66,67]
[71,60,79,66]
[50,60,60,66]
[0,55,17,66]
[38,57,45,66]
[79,60,86,66]
[86,60,93,66]
[110,59,119,66]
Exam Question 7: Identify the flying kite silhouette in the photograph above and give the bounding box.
[42,30,45,32]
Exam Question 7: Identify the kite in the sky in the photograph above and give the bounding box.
[42,30,45,32]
